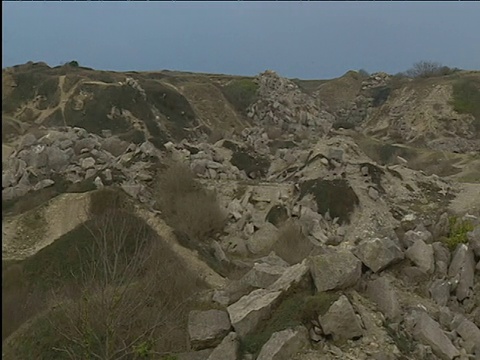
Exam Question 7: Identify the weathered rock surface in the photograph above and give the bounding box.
[246,223,279,254]
[207,332,239,360]
[448,244,476,301]
[354,237,404,272]
[188,310,232,349]
[256,326,309,360]
[319,295,364,341]
[366,277,401,321]
[227,289,282,337]
[309,250,362,292]
[405,239,435,274]
[412,311,460,360]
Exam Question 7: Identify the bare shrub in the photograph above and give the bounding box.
[404,61,456,79]
[155,163,226,241]
[273,220,314,265]
[48,209,203,359]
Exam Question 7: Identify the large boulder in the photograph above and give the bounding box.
[207,332,240,360]
[365,277,401,321]
[319,295,364,341]
[268,260,310,292]
[246,223,279,255]
[188,310,232,350]
[448,244,476,301]
[455,318,480,355]
[405,239,435,274]
[309,250,362,292]
[242,263,286,289]
[256,326,309,360]
[227,289,282,337]
[353,237,404,273]
[412,311,460,360]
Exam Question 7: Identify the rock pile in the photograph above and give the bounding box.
[247,70,334,136]
[2,126,160,204]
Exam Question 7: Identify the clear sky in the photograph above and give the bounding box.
[3,1,480,79]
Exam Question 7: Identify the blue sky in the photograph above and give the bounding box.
[3,1,480,79]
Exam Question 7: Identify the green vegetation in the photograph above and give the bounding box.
[452,79,480,132]
[155,163,226,242]
[241,291,339,355]
[222,79,259,114]
[444,216,474,251]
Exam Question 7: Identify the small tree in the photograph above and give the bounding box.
[404,61,453,78]
[49,209,194,359]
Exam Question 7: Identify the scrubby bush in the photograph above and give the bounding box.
[273,220,314,265]
[155,163,226,241]
[403,61,457,79]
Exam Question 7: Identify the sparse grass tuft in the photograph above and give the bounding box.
[155,163,226,241]
[443,216,474,251]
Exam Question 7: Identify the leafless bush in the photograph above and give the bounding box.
[155,163,226,241]
[273,220,314,265]
[49,209,202,359]
[404,61,456,79]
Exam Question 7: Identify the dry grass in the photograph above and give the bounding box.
[155,163,226,241]
[273,220,314,265]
